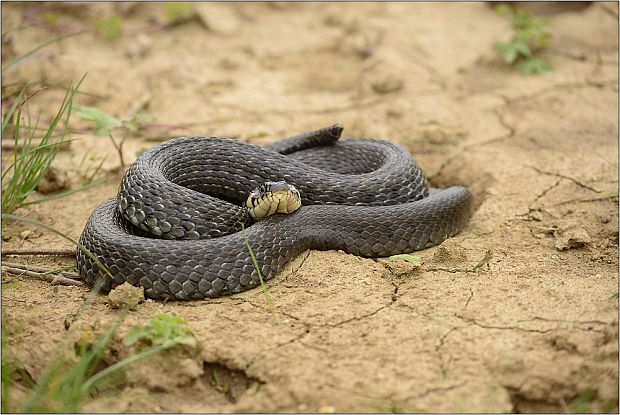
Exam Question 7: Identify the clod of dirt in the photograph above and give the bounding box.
[107,282,144,310]
[432,242,469,266]
[553,223,592,251]
[36,166,69,194]
[126,348,203,392]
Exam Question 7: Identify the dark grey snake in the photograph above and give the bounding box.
[77,124,473,300]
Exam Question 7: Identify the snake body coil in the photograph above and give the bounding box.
[77,125,473,300]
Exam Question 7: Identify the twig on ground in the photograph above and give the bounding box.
[3,266,83,286]
[1,248,76,256]
[2,261,80,280]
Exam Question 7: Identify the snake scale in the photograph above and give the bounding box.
[77,124,474,300]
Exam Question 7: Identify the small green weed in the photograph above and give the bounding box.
[210,369,230,395]
[124,313,199,349]
[388,254,422,266]
[94,15,123,41]
[163,2,195,24]
[493,5,553,75]
[571,388,594,413]
[74,105,153,169]
[473,248,493,271]
[599,190,618,199]
[1,77,83,216]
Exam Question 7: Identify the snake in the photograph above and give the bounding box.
[76,124,474,300]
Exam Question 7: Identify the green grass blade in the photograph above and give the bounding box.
[241,223,277,320]
[1,86,28,135]
[2,32,84,71]
[81,343,170,395]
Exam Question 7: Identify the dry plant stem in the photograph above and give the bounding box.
[2,248,76,256]
[2,261,81,280]
[108,132,126,168]
[3,266,84,286]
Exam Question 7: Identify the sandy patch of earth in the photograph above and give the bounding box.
[1,2,618,412]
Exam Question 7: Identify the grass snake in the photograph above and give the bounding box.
[77,124,473,300]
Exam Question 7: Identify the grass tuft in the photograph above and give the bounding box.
[1,76,84,217]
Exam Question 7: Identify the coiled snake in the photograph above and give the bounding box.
[77,124,473,300]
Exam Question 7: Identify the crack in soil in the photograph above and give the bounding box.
[403,380,468,402]
[432,103,514,180]
[531,178,562,205]
[528,165,602,193]
[464,288,474,308]
[456,315,553,334]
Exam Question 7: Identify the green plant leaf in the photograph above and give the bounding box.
[493,37,531,64]
[388,254,422,266]
[74,105,122,136]
[493,6,553,75]
[519,57,553,75]
[94,15,122,41]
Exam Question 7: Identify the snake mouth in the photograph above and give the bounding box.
[245,181,302,219]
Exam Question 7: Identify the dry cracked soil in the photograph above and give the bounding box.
[1,2,618,413]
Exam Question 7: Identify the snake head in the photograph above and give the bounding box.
[245,181,302,219]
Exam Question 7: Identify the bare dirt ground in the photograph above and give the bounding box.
[1,2,618,413]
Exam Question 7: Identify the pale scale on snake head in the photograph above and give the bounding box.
[76,124,474,300]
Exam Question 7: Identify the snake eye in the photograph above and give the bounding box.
[259,184,266,193]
